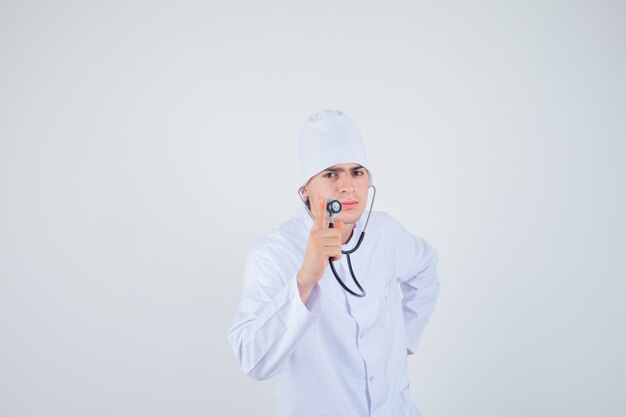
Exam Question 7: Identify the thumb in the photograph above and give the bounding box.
[334,220,345,231]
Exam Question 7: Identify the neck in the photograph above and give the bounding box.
[342,223,355,244]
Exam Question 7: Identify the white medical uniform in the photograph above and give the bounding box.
[228,206,439,417]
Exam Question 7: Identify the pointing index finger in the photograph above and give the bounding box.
[313,197,328,229]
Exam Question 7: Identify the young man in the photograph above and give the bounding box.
[228,110,440,417]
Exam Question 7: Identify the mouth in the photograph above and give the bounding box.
[341,200,358,210]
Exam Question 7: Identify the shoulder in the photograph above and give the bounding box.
[367,211,408,235]
[243,212,309,286]
[367,211,437,253]
[249,211,309,262]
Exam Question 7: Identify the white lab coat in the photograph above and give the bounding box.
[228,207,440,417]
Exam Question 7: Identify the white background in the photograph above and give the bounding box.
[1,1,625,416]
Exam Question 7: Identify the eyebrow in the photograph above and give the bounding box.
[323,165,365,173]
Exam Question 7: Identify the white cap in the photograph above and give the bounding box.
[298,109,371,188]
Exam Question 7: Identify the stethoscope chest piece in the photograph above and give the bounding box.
[326,199,342,217]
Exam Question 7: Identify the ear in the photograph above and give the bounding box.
[300,186,309,198]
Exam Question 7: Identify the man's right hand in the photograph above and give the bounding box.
[297,197,344,304]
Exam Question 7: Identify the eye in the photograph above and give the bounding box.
[323,172,336,178]
[352,170,364,177]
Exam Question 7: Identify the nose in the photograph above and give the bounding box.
[337,172,355,194]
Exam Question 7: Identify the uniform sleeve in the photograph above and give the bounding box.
[227,248,323,380]
[395,223,440,354]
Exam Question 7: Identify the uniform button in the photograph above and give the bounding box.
[360,333,364,339]
[369,376,374,382]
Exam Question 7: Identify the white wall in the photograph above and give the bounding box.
[1,1,624,416]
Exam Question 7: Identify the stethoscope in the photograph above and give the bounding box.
[298,185,377,297]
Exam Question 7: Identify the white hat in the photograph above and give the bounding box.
[298,109,371,188]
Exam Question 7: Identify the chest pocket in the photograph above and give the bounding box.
[353,276,396,334]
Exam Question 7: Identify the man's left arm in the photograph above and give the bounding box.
[396,226,440,355]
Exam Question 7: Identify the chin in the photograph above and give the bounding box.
[340,212,364,225]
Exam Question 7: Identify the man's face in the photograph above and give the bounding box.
[301,163,370,225]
